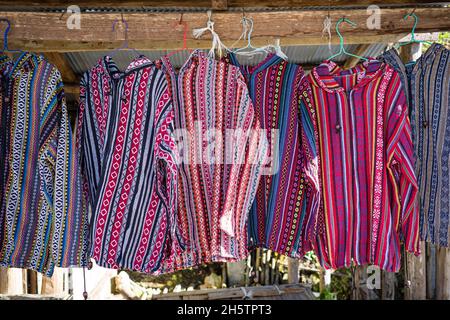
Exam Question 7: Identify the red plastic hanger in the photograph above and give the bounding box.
[166,14,193,58]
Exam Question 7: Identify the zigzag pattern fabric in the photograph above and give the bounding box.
[77,55,180,274]
[0,52,87,276]
[224,52,320,259]
[156,50,268,273]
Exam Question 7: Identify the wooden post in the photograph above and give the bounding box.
[287,258,299,284]
[41,268,68,295]
[381,271,397,300]
[426,242,437,299]
[0,268,25,295]
[226,261,247,287]
[353,266,379,300]
[436,247,450,300]
[27,270,38,294]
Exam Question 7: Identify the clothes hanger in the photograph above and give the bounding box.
[233,17,288,60]
[107,16,145,59]
[192,10,229,59]
[0,18,24,54]
[326,18,369,62]
[233,17,259,54]
[165,14,193,58]
[396,12,434,49]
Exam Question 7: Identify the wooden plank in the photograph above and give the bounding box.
[0,8,448,51]
[426,242,437,299]
[0,1,441,9]
[436,246,450,300]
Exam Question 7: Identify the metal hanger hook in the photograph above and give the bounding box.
[336,18,357,50]
[112,18,129,43]
[403,12,418,41]
[0,18,12,51]
[246,18,254,46]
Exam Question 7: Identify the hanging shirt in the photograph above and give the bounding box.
[224,52,320,258]
[0,52,87,276]
[301,59,420,272]
[156,50,267,273]
[77,55,179,273]
[380,44,450,247]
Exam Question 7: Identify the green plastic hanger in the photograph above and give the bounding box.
[396,13,434,49]
[326,18,368,62]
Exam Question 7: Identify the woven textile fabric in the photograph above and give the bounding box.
[380,44,450,247]
[77,55,179,273]
[301,59,420,272]
[224,52,320,258]
[156,50,268,272]
[0,52,87,276]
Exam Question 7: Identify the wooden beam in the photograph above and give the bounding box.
[0,1,443,9]
[64,83,80,95]
[212,0,228,10]
[0,8,448,51]
[43,53,79,84]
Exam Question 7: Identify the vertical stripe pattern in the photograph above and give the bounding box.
[0,52,87,276]
[301,60,420,272]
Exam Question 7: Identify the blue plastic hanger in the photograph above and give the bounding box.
[0,18,23,53]
[326,18,368,62]
[107,17,144,58]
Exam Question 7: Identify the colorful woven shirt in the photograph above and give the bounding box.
[301,59,420,272]
[157,50,267,272]
[77,55,179,273]
[0,52,87,276]
[381,44,450,247]
[224,52,320,258]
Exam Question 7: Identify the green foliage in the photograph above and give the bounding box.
[319,288,337,300]
[423,32,450,52]
[329,268,353,300]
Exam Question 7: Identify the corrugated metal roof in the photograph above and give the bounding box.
[64,43,387,75]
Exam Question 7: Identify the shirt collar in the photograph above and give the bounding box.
[225,51,285,75]
[100,54,154,80]
[311,58,385,93]
[0,52,40,78]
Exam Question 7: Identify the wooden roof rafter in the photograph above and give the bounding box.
[0,7,448,52]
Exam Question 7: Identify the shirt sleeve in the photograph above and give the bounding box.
[45,68,88,267]
[220,75,268,237]
[153,85,184,251]
[297,78,321,254]
[386,86,420,256]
